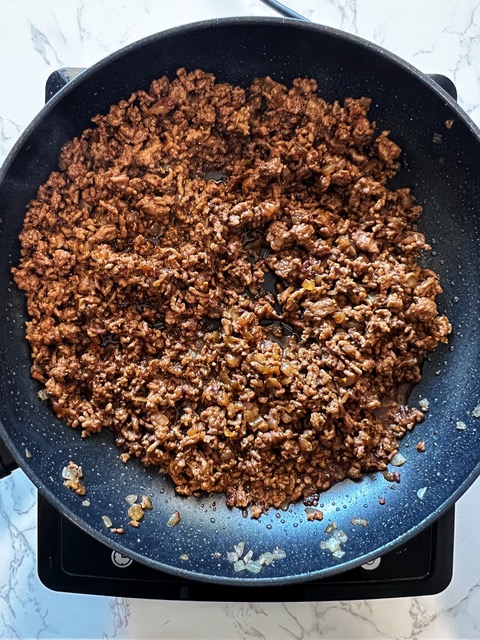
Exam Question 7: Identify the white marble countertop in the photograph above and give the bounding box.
[1,1,480,638]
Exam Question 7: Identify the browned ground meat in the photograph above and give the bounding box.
[13,69,451,515]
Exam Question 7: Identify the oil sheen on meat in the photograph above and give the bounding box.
[13,69,451,517]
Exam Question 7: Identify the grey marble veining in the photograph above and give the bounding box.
[1,1,480,638]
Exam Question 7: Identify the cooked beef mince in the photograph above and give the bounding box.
[13,69,451,516]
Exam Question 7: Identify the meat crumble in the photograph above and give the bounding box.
[13,69,451,516]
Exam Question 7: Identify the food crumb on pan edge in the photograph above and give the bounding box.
[320,527,348,559]
[350,518,368,527]
[102,515,113,528]
[419,398,430,412]
[417,487,428,500]
[226,542,286,573]
[62,461,87,496]
[167,511,181,527]
[390,453,406,467]
[305,507,324,521]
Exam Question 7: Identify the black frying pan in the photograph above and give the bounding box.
[1,17,480,586]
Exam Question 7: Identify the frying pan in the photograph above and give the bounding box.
[1,16,480,586]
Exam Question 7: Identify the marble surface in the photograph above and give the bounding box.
[1,0,480,638]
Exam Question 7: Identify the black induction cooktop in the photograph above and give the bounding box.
[37,492,454,601]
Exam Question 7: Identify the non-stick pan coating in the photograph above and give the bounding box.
[1,18,479,585]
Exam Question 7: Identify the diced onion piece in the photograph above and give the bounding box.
[233,560,246,572]
[128,504,145,522]
[417,487,428,500]
[166,510,180,527]
[125,494,138,505]
[225,353,240,368]
[390,453,406,467]
[350,518,368,527]
[305,507,324,521]
[62,467,77,480]
[141,495,153,510]
[321,527,348,558]
[333,530,348,544]
[233,542,245,557]
[472,404,480,419]
[152,413,170,427]
[325,522,338,534]
[456,421,467,430]
[62,462,83,480]
[321,538,338,553]
[82,499,90,507]
[179,553,189,561]
[245,560,263,574]
[226,551,239,563]
[302,279,315,291]
[243,549,253,564]
[260,552,274,566]
[419,398,430,411]
[102,515,113,528]
[272,547,287,560]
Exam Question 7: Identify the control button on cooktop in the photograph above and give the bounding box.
[111,550,133,569]
[361,557,382,571]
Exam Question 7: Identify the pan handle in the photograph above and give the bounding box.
[0,438,18,478]
[45,67,85,102]
[427,74,458,101]
[258,0,309,21]
[259,3,459,103]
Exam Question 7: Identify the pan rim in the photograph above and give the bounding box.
[1,15,480,586]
